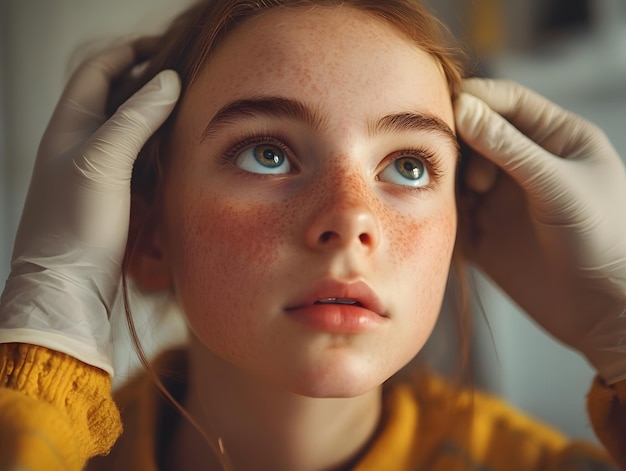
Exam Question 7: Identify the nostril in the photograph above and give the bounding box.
[320,231,333,243]
[318,231,372,245]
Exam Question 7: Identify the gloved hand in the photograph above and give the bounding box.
[0,45,180,375]
[455,78,626,384]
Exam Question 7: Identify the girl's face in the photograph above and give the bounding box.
[156,6,458,397]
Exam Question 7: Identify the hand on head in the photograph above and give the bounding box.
[455,78,626,384]
[0,43,180,375]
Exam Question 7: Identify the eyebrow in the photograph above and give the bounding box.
[370,112,458,153]
[201,96,458,154]
[201,97,327,140]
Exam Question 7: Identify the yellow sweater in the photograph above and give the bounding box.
[1,342,624,471]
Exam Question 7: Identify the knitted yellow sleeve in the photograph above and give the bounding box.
[0,343,122,471]
[587,376,626,470]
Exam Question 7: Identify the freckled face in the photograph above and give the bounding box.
[158,7,458,397]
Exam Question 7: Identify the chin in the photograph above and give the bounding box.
[258,336,426,398]
[289,379,383,399]
[275,356,400,399]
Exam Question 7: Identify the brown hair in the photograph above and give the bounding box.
[117,0,468,467]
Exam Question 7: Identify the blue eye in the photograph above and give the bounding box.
[378,156,430,187]
[235,143,291,174]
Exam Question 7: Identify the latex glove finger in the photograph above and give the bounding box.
[461,78,606,159]
[455,92,563,203]
[455,91,623,225]
[77,69,181,192]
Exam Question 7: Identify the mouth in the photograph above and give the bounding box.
[286,279,387,317]
[285,281,387,333]
[314,298,364,307]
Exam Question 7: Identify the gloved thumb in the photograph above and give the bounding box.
[74,69,181,190]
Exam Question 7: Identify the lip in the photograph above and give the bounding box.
[285,280,388,334]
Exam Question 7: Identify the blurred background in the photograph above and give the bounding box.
[1,0,625,442]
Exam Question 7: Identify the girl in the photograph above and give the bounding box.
[1,0,625,470]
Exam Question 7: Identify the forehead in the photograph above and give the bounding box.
[183,6,454,133]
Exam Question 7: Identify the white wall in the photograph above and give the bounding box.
[1,0,625,443]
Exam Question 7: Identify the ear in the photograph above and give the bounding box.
[126,195,172,292]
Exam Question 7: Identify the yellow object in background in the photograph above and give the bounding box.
[469,0,506,55]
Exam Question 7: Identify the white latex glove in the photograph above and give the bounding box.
[455,78,626,384]
[0,45,180,375]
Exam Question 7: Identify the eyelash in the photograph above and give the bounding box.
[378,147,446,191]
[219,132,296,171]
[218,132,447,188]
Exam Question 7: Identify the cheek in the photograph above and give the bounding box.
[183,200,287,270]
[387,191,457,276]
[173,198,290,283]
[164,193,293,353]
[389,207,457,341]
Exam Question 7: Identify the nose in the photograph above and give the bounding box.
[304,175,381,253]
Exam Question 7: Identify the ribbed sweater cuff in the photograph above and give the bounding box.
[0,343,122,469]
